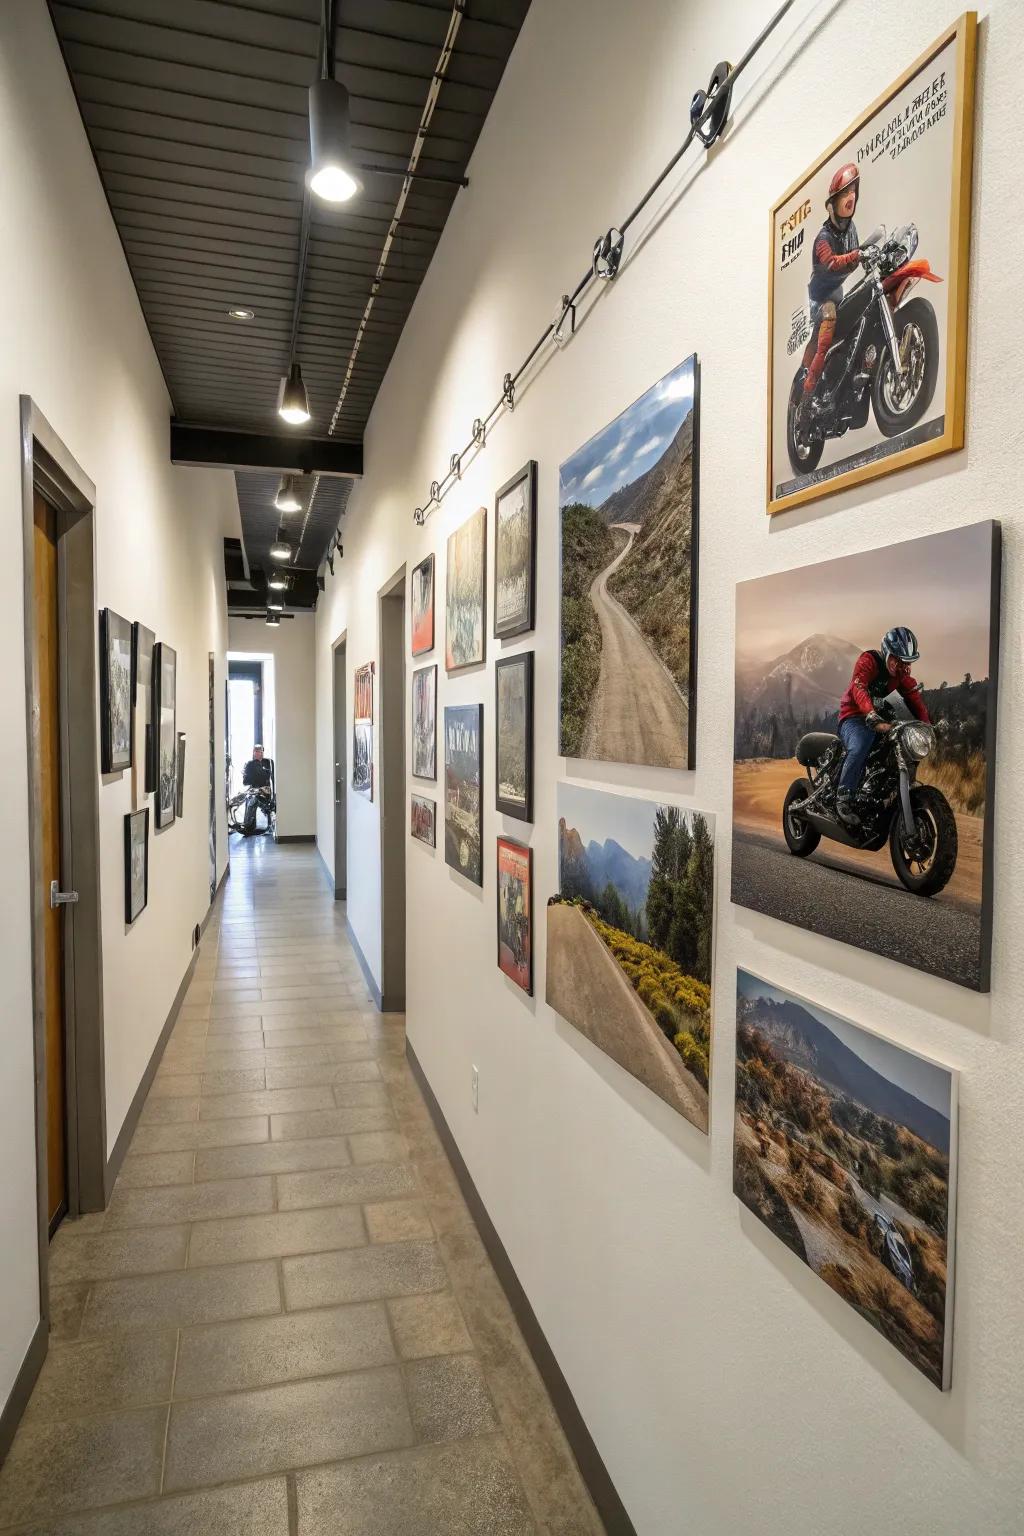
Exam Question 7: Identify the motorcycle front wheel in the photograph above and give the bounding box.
[786,370,824,476]
[889,784,957,896]
[782,779,821,857]
[871,297,939,438]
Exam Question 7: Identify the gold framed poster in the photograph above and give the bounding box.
[766,13,977,516]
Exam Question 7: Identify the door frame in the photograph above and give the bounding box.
[20,397,107,1327]
[378,565,406,1012]
[331,630,347,900]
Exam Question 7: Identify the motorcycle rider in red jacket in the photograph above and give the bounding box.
[800,162,863,417]
[836,626,929,826]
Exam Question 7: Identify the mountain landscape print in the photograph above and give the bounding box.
[559,355,699,769]
[734,971,957,1389]
[547,783,714,1133]
[732,522,1000,990]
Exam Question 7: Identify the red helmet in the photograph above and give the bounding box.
[827,162,860,207]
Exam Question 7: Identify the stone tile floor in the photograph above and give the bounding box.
[0,840,603,1535]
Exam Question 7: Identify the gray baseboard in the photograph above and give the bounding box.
[276,833,316,843]
[407,1041,635,1536]
[345,918,382,1010]
[315,842,345,900]
[202,860,230,936]
[0,1318,46,1467]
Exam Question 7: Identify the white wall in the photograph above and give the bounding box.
[0,0,238,1419]
[315,1,1024,1529]
[229,615,317,839]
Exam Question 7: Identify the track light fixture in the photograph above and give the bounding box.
[269,528,292,563]
[266,595,285,612]
[279,362,311,425]
[308,77,363,204]
[274,475,302,513]
[265,609,281,625]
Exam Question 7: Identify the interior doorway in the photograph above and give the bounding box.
[379,568,406,1011]
[332,634,347,900]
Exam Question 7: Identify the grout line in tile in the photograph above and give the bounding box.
[159,1331,181,1492]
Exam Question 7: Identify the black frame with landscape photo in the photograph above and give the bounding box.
[123,807,149,925]
[131,620,155,797]
[494,459,537,640]
[495,651,533,822]
[100,606,133,774]
[496,837,533,996]
[153,641,177,829]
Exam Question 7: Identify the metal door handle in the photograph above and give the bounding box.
[50,881,79,908]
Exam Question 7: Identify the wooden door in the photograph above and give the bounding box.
[34,492,67,1231]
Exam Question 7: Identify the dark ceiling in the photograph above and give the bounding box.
[48,0,530,608]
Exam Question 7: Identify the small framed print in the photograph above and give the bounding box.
[100,608,133,774]
[355,661,374,723]
[124,808,149,924]
[412,664,437,781]
[411,794,436,847]
[496,837,532,995]
[411,553,435,656]
[446,506,486,672]
[131,621,155,801]
[494,460,537,640]
[352,720,373,798]
[153,642,177,828]
[495,652,533,822]
[767,13,977,514]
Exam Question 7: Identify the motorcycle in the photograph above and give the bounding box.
[227,773,276,839]
[787,223,942,475]
[781,704,958,897]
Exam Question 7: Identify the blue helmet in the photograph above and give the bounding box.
[881,626,919,664]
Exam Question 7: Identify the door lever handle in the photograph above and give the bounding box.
[50,881,79,909]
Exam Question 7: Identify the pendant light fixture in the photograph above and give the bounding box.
[274,474,302,513]
[278,362,310,426]
[267,568,288,591]
[265,609,281,626]
[269,528,292,563]
[308,76,363,204]
[267,595,285,612]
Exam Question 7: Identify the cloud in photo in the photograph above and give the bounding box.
[559,355,695,512]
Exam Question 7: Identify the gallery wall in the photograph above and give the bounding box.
[0,0,238,1420]
[228,616,317,840]
[312,0,1024,1528]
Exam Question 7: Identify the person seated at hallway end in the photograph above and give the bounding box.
[241,743,274,834]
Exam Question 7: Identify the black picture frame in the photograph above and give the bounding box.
[495,651,533,822]
[99,607,133,774]
[494,459,538,640]
[411,794,436,847]
[412,663,437,781]
[124,807,149,924]
[496,836,533,996]
[444,702,483,886]
[153,641,177,828]
[411,552,435,657]
[131,621,156,794]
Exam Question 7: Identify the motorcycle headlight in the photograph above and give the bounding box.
[901,722,935,762]
[904,223,919,259]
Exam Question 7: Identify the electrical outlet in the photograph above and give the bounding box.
[471,1064,479,1113]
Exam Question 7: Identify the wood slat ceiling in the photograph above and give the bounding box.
[48,0,530,604]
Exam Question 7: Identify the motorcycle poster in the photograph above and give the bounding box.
[767,14,977,515]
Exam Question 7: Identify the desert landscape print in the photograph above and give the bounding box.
[734,971,957,1388]
[559,354,699,769]
[733,522,999,990]
[547,783,714,1133]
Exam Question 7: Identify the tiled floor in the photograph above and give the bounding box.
[0,839,602,1535]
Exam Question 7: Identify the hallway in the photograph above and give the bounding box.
[0,843,600,1534]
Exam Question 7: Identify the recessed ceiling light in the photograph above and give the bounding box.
[228,306,255,320]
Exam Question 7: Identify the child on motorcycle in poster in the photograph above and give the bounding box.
[836,626,930,826]
[800,162,862,415]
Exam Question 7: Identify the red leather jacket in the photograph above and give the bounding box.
[838,650,929,724]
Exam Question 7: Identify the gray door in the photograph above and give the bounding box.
[379,577,406,1010]
[333,640,347,900]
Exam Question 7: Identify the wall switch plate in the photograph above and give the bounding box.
[471,1064,479,1113]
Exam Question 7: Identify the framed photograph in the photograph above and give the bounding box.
[411,794,436,847]
[124,808,149,925]
[354,661,374,723]
[445,505,486,672]
[735,971,958,1390]
[153,641,177,828]
[494,460,537,639]
[352,719,373,798]
[732,519,1000,992]
[444,702,483,886]
[412,664,437,781]
[131,621,155,802]
[175,733,186,819]
[767,14,977,514]
[496,837,532,995]
[547,783,715,1134]
[559,354,699,769]
[495,652,533,821]
[100,608,133,774]
[411,553,435,656]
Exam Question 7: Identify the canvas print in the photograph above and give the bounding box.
[733,520,1000,992]
[100,608,133,774]
[124,808,149,924]
[153,642,177,828]
[495,652,533,821]
[735,971,958,1389]
[355,661,374,723]
[352,719,373,797]
[497,837,532,994]
[412,664,437,780]
[444,703,483,885]
[411,794,436,847]
[411,553,435,656]
[446,506,486,671]
[559,354,699,770]
[768,15,977,514]
[494,461,537,639]
[131,621,155,803]
[547,784,715,1133]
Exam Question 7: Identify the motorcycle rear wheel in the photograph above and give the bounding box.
[889,784,957,896]
[786,370,824,476]
[783,779,821,857]
[871,297,939,438]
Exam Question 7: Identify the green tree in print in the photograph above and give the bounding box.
[646,808,713,985]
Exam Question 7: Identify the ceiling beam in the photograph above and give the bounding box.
[170,420,362,475]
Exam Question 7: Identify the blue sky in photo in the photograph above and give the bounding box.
[558,782,711,864]
[558,355,695,512]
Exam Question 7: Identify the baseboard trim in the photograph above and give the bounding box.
[315,843,344,900]
[276,833,316,843]
[406,1040,636,1536]
[202,860,230,936]
[0,1318,46,1467]
[345,918,382,1010]
[104,946,199,1199]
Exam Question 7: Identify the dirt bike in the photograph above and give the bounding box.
[787,223,942,475]
[781,704,957,897]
